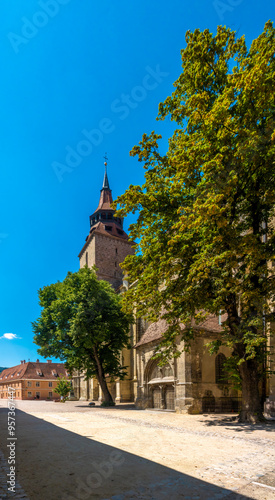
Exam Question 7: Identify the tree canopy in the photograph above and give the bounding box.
[33,266,132,403]
[115,22,275,422]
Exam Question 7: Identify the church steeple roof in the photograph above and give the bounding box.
[78,159,131,261]
[102,167,110,190]
[96,164,113,211]
[88,157,124,233]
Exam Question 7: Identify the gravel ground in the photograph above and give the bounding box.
[0,400,274,500]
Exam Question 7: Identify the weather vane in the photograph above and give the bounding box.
[103,153,108,168]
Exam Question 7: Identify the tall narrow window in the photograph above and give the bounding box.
[215,353,228,384]
[86,252,88,266]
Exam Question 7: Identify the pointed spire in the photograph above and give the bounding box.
[102,168,110,189]
[102,153,110,189]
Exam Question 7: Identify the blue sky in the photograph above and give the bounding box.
[0,0,274,367]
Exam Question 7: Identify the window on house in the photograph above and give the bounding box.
[36,392,40,398]
[49,392,52,398]
[27,381,32,387]
[36,382,40,387]
[215,353,228,384]
[85,252,88,266]
[105,225,112,231]
[49,382,53,387]
[28,392,32,398]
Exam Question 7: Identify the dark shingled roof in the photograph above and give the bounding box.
[135,314,225,348]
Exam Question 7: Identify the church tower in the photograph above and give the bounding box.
[78,162,134,289]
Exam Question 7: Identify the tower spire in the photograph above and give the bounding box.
[102,153,110,189]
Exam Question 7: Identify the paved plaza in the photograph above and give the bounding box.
[0,400,274,499]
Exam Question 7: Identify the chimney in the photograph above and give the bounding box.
[47,360,52,363]
[36,359,39,363]
[21,360,24,364]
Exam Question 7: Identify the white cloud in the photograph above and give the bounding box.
[0,333,21,340]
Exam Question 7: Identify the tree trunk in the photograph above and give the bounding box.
[92,347,113,403]
[238,358,265,423]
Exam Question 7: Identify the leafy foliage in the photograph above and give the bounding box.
[33,267,132,401]
[55,377,72,400]
[115,22,275,420]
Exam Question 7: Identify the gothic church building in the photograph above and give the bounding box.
[73,169,275,415]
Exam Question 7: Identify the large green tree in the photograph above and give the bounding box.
[115,22,275,422]
[33,267,132,403]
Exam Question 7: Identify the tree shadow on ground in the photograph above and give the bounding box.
[0,407,255,500]
[200,414,275,433]
[74,403,137,410]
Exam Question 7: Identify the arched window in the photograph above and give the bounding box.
[215,353,228,384]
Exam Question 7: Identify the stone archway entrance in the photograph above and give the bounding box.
[145,359,175,410]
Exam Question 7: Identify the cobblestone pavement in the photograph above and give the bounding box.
[90,412,275,490]
[0,400,274,499]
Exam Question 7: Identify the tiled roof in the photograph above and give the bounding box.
[79,221,129,258]
[92,221,129,240]
[135,314,225,348]
[95,187,113,211]
[135,319,168,347]
[0,362,69,382]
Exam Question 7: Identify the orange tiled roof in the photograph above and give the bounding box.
[95,187,113,211]
[0,362,69,382]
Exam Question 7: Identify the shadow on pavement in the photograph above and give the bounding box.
[200,415,275,433]
[74,404,137,410]
[0,407,255,500]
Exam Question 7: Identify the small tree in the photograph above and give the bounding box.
[55,377,72,402]
[33,267,132,404]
